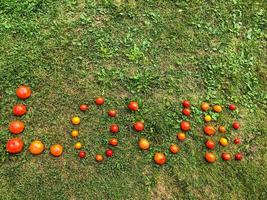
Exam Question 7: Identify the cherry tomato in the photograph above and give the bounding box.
[233,122,240,130]
[109,138,118,146]
[9,120,25,134]
[182,100,190,108]
[16,85,31,100]
[221,153,231,161]
[79,104,89,111]
[78,150,86,158]
[95,154,104,162]
[180,121,190,131]
[133,121,144,132]
[106,149,113,157]
[229,104,236,110]
[128,101,139,111]
[6,138,24,154]
[110,124,119,133]
[205,140,215,149]
[108,110,117,117]
[182,108,191,116]
[235,153,243,160]
[169,144,180,154]
[13,104,27,116]
[234,138,241,144]
[205,152,216,163]
[154,153,166,165]
[177,132,186,141]
[95,97,105,105]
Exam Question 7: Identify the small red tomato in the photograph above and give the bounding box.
[109,138,118,146]
[234,138,241,144]
[110,124,119,133]
[221,153,231,161]
[6,138,24,154]
[106,149,113,157]
[78,150,86,158]
[205,140,215,149]
[182,108,191,116]
[16,85,31,100]
[108,110,117,117]
[9,120,25,134]
[180,121,190,131]
[128,101,139,111]
[13,104,27,116]
[182,100,190,108]
[235,153,243,160]
[233,122,240,130]
[229,104,236,110]
[133,121,144,132]
[95,97,105,105]
[79,104,89,111]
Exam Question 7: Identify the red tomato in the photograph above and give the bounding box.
[95,97,105,105]
[180,121,190,131]
[6,138,24,154]
[154,153,166,165]
[78,150,86,158]
[205,140,215,149]
[233,122,240,130]
[110,124,119,133]
[128,101,139,111]
[16,85,31,100]
[133,121,144,132]
[79,104,89,111]
[235,153,243,160]
[182,100,190,108]
[108,110,117,117]
[205,152,216,163]
[234,138,241,144]
[229,104,236,110]
[221,153,231,161]
[109,138,118,146]
[106,149,113,157]
[182,108,191,116]
[9,120,25,134]
[13,104,27,116]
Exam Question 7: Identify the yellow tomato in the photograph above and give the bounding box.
[204,115,212,122]
[75,142,82,149]
[71,130,79,137]
[219,137,228,146]
[71,116,80,125]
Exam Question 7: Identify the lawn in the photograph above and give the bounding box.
[0,0,266,199]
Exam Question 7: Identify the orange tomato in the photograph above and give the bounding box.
[29,140,44,155]
[154,153,166,165]
[205,152,216,163]
[138,138,150,150]
[109,138,118,146]
[180,121,190,131]
[9,120,25,134]
[71,130,79,137]
[204,125,216,136]
[213,105,222,113]
[16,85,31,100]
[177,132,186,141]
[169,144,180,154]
[201,102,209,111]
[95,154,104,162]
[50,144,63,157]
[218,126,226,133]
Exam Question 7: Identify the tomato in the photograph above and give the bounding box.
[205,152,216,163]
[229,104,236,111]
[106,149,113,157]
[29,140,44,155]
[110,124,119,133]
[154,153,166,165]
[16,85,31,100]
[79,104,89,111]
[169,144,180,154]
[221,153,231,161]
[13,104,27,116]
[235,153,243,160]
[75,142,82,150]
[95,97,105,105]
[109,138,118,146]
[177,132,186,141]
[182,100,190,108]
[182,108,191,116]
[213,105,222,113]
[233,122,240,130]
[128,101,139,111]
[9,120,25,134]
[71,130,79,137]
[138,138,150,150]
[204,115,212,122]
[133,121,144,132]
[204,125,216,136]
[180,121,190,131]
[108,109,117,117]
[219,137,228,146]
[218,126,226,133]
[205,140,215,149]
[78,150,86,158]
[50,144,63,157]
[95,154,104,162]
[234,138,241,144]
[71,116,80,125]
[201,102,209,111]
[6,138,24,154]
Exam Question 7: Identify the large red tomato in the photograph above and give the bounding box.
[6,138,24,154]
[133,121,144,132]
[16,85,31,100]
[9,120,25,134]
[128,101,139,111]
[13,104,27,116]
[180,121,190,131]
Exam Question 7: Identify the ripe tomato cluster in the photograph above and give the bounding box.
[201,102,243,163]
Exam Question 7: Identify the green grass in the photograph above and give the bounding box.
[0,0,266,199]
